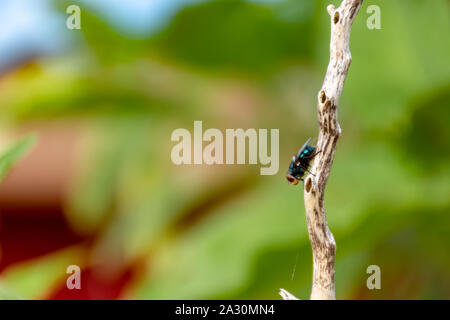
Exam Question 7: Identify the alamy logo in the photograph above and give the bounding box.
[366,265,381,290]
[66,265,81,289]
[366,5,381,30]
[171,121,279,175]
[66,5,81,30]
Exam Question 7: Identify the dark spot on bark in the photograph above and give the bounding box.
[328,115,332,133]
[305,177,312,192]
[349,5,357,20]
[325,100,332,113]
[320,91,326,103]
[324,138,331,153]
[309,231,320,250]
[331,136,338,150]
[333,12,340,24]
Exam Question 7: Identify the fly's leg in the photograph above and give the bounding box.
[299,149,322,176]
[309,149,322,159]
[298,163,316,177]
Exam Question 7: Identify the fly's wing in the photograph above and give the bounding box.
[295,137,311,159]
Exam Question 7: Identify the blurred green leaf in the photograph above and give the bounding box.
[398,84,450,171]
[2,246,85,300]
[153,0,316,74]
[0,281,20,300]
[0,134,36,182]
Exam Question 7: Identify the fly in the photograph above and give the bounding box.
[286,138,319,185]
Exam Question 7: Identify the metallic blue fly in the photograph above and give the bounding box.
[286,138,318,185]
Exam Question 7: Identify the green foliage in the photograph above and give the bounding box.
[399,84,450,171]
[153,0,315,74]
[2,246,85,300]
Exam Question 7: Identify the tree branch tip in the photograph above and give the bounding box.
[327,5,335,16]
[279,289,300,300]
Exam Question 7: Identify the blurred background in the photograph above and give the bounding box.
[0,0,448,300]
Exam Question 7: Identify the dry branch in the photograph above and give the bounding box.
[281,0,363,300]
[304,0,362,300]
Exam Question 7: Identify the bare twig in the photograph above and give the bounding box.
[303,0,363,300]
[280,0,362,300]
[279,288,300,300]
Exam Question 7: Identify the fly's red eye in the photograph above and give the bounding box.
[286,174,298,185]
